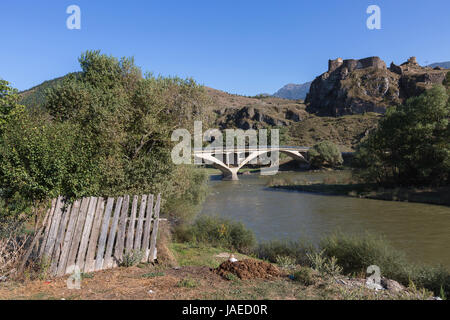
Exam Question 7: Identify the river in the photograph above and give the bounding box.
[200,171,450,267]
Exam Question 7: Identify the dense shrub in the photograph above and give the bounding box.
[177,215,256,253]
[320,232,450,296]
[254,239,314,266]
[253,232,450,297]
[292,267,315,286]
[319,232,409,280]
[308,141,343,169]
[410,265,450,298]
[0,115,98,206]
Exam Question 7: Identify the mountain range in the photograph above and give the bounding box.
[428,61,450,69]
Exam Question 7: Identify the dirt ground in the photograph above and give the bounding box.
[0,264,291,300]
[0,242,436,300]
[0,262,435,300]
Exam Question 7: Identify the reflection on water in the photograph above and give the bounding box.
[200,172,450,267]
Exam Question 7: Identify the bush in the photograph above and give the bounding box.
[292,267,315,286]
[409,265,450,298]
[319,232,408,280]
[306,250,342,277]
[177,215,256,253]
[253,232,450,297]
[308,141,343,169]
[120,250,144,267]
[0,215,29,278]
[275,255,296,270]
[254,240,314,266]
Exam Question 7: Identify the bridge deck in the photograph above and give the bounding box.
[193,146,310,154]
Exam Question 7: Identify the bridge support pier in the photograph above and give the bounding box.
[222,167,239,181]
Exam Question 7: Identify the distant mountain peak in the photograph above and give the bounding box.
[273,82,312,100]
[427,61,450,69]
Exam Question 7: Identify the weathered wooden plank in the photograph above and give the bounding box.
[42,197,64,260]
[38,199,57,258]
[142,194,154,262]
[103,197,123,269]
[50,204,72,275]
[76,197,98,271]
[84,198,105,273]
[113,195,130,267]
[95,197,115,271]
[65,197,91,273]
[125,195,139,254]
[134,195,147,251]
[148,194,161,262]
[56,200,81,276]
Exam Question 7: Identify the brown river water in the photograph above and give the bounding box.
[200,171,450,267]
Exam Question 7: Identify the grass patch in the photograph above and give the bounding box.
[174,215,256,254]
[141,272,165,278]
[170,243,252,268]
[177,278,199,288]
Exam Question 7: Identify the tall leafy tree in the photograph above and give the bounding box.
[44,50,211,201]
[0,79,24,135]
[354,85,450,186]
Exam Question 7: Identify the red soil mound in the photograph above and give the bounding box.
[215,259,281,280]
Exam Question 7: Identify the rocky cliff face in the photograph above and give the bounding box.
[306,57,449,116]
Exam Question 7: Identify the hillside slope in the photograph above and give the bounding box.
[19,73,79,110]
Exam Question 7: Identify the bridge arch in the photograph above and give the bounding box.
[194,148,309,180]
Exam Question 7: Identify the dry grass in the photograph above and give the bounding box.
[0,263,433,300]
[0,243,436,300]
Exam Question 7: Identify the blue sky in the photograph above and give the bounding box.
[1,0,449,96]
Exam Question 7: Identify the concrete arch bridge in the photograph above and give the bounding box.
[193,146,310,180]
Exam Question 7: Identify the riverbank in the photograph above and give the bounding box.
[268,178,450,207]
[0,243,437,300]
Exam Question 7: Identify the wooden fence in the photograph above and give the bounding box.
[34,194,161,277]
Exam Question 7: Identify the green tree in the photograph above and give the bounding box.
[0,114,98,210]
[44,50,210,202]
[1,51,210,223]
[354,85,450,186]
[0,79,25,135]
[308,141,343,169]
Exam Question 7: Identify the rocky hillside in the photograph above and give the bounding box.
[206,87,307,129]
[273,82,312,100]
[287,113,381,152]
[306,57,449,116]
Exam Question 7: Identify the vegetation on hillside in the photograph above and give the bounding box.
[287,113,381,151]
[19,74,75,111]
